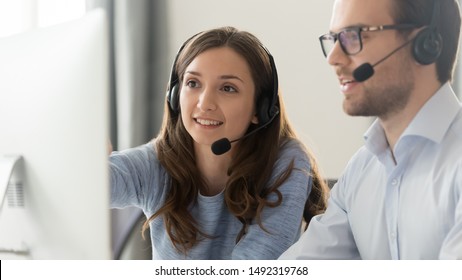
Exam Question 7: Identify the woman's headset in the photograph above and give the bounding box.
[166,33,280,125]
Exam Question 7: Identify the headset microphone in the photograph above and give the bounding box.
[211,111,279,155]
[353,38,414,82]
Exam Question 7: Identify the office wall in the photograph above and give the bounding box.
[164,0,371,179]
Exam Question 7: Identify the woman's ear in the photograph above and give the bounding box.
[251,114,259,124]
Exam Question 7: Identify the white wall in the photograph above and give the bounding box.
[165,0,372,179]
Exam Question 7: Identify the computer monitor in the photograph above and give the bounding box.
[0,9,111,259]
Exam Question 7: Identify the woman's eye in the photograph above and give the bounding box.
[186,80,199,88]
[222,85,237,93]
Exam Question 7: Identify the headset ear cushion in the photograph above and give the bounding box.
[413,27,443,65]
[257,97,270,124]
[168,84,179,114]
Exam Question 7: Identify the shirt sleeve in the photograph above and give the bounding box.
[109,143,162,210]
[439,163,462,259]
[231,140,311,260]
[279,165,361,260]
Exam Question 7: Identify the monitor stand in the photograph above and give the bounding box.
[0,155,30,258]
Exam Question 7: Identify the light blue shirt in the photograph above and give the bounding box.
[110,139,311,259]
[280,83,462,259]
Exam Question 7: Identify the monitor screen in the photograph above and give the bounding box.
[0,9,112,259]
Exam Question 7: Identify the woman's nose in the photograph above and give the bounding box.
[197,88,217,111]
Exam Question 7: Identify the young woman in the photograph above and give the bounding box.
[109,26,328,259]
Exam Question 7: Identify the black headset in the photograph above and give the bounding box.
[166,33,280,125]
[412,0,443,65]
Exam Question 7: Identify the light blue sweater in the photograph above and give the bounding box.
[109,139,312,259]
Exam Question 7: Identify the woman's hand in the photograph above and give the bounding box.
[107,140,113,155]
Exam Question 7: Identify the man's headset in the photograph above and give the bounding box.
[166,33,280,126]
[412,0,443,65]
[353,0,443,82]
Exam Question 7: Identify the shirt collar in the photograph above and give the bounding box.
[402,82,461,143]
[364,119,387,156]
[364,82,462,155]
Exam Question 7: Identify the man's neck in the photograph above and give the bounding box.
[380,78,441,153]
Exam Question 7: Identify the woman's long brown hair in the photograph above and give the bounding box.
[142,26,328,253]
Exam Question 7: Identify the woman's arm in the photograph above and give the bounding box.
[109,143,162,210]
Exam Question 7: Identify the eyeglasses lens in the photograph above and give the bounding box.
[339,29,361,55]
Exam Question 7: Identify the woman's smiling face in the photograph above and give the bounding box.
[179,46,258,151]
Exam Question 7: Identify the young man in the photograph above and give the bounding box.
[280,0,462,259]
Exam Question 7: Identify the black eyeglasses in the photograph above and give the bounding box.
[319,24,417,57]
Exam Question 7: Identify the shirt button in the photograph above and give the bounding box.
[390,232,397,239]
[391,179,398,185]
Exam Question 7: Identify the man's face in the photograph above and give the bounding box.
[326,0,415,120]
